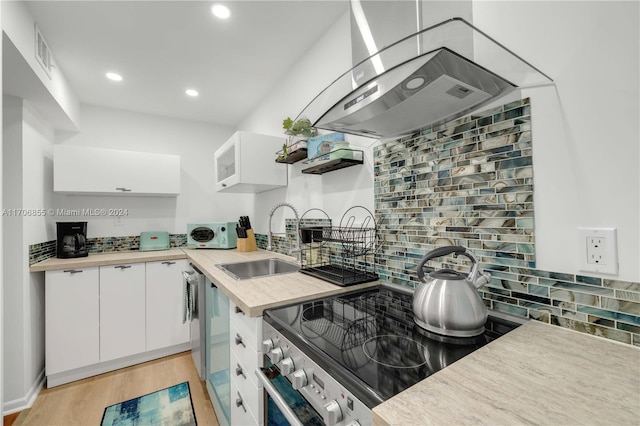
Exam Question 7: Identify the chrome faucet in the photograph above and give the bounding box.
[267,202,301,262]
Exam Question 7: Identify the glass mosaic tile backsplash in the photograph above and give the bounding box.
[374,98,640,346]
[29,234,187,265]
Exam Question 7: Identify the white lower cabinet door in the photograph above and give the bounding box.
[45,268,100,375]
[145,259,190,351]
[231,375,261,426]
[99,263,146,362]
[230,350,263,423]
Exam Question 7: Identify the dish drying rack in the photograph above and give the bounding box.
[300,293,378,368]
[298,206,378,287]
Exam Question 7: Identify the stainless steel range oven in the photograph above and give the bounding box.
[257,284,525,426]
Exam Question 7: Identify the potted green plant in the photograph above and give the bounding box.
[282,117,318,138]
[277,117,318,163]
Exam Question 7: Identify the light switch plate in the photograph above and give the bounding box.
[578,227,618,275]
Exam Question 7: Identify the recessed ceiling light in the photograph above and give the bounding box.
[106,72,123,82]
[185,89,199,97]
[211,4,230,19]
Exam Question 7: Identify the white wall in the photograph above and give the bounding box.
[238,11,377,236]
[55,104,249,237]
[2,96,52,413]
[2,96,23,411]
[472,1,639,281]
[0,0,4,410]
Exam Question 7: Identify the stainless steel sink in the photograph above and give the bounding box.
[216,258,300,280]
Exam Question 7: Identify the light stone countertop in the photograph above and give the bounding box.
[29,247,187,271]
[183,248,380,317]
[372,319,640,426]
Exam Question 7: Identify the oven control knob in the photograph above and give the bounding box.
[262,339,274,353]
[269,347,284,364]
[290,369,307,390]
[279,357,295,375]
[323,400,343,426]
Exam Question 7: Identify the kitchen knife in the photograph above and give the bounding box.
[244,216,252,229]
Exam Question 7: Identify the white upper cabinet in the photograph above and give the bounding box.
[54,145,180,196]
[215,131,287,193]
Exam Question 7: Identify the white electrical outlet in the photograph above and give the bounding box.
[114,216,124,226]
[586,236,606,264]
[578,227,618,275]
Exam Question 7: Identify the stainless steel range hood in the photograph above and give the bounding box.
[297,15,553,139]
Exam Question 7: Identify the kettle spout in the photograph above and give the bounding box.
[473,271,491,288]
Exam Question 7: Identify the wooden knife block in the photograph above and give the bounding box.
[237,229,257,252]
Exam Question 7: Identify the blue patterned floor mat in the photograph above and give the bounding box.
[101,382,197,426]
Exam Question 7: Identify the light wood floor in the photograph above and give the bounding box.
[15,352,219,426]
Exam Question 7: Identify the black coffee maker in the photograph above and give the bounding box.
[56,222,88,258]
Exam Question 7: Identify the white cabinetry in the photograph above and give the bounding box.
[146,259,190,351]
[54,145,180,196]
[215,131,287,193]
[45,257,191,387]
[229,300,263,425]
[99,263,146,362]
[45,268,100,375]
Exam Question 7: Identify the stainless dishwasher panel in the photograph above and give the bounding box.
[205,277,231,426]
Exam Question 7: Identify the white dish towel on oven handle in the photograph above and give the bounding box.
[182,270,195,323]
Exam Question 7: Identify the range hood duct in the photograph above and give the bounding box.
[297,15,553,139]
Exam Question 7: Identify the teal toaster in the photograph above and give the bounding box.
[139,231,170,251]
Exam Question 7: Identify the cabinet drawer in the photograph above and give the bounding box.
[229,300,262,350]
[231,377,262,426]
[230,324,263,377]
[230,350,263,421]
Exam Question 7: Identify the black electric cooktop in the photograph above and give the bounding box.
[264,285,523,409]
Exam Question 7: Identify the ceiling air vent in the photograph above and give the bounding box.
[35,24,53,79]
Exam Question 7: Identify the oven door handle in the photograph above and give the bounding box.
[254,368,304,426]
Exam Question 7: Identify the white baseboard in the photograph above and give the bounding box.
[3,367,45,415]
[46,343,191,388]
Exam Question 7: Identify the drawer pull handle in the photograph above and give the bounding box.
[235,306,245,315]
[235,364,246,379]
[115,187,132,192]
[63,269,83,274]
[235,392,246,412]
[114,265,132,269]
[222,183,227,188]
[235,334,246,348]
[162,261,176,265]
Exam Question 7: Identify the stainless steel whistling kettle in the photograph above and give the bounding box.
[412,246,491,337]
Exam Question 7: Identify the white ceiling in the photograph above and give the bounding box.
[24,1,350,127]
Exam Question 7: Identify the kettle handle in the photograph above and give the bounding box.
[417,246,478,282]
